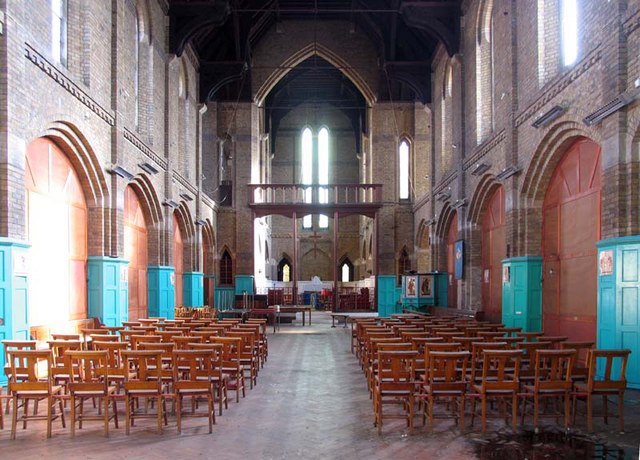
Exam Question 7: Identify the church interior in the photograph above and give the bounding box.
[1,0,640,456]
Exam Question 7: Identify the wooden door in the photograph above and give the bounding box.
[542,138,601,341]
[481,186,505,322]
[173,214,184,308]
[25,138,87,327]
[446,212,458,308]
[124,186,148,320]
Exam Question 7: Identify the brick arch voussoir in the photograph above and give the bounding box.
[468,174,501,225]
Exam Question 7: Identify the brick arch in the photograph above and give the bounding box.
[201,219,216,274]
[135,0,152,45]
[468,174,501,225]
[521,121,600,206]
[174,202,196,271]
[127,175,162,265]
[254,42,376,106]
[434,203,456,241]
[41,121,109,210]
[415,220,431,272]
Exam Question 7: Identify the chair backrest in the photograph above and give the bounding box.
[377,350,417,385]
[424,342,462,370]
[7,349,54,392]
[122,321,142,329]
[2,340,37,368]
[210,337,242,366]
[533,349,576,391]
[121,350,164,391]
[426,351,471,390]
[480,349,523,392]
[47,340,82,366]
[50,333,81,341]
[172,350,214,385]
[65,350,109,393]
[131,335,162,350]
[518,341,552,362]
[470,341,509,382]
[173,336,203,349]
[92,341,128,370]
[587,349,631,391]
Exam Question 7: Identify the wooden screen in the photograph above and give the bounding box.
[446,212,458,308]
[542,138,601,341]
[481,186,505,322]
[25,138,87,326]
[173,214,184,308]
[124,186,148,320]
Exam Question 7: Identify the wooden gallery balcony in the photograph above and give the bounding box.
[247,183,383,218]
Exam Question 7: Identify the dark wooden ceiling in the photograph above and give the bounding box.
[169,0,462,105]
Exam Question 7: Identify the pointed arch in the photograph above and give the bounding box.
[135,0,151,45]
[277,255,292,282]
[468,174,501,225]
[339,255,354,282]
[415,218,431,272]
[219,245,234,286]
[521,121,599,206]
[255,42,375,106]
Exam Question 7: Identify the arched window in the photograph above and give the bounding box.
[561,0,578,66]
[220,250,233,286]
[476,0,494,145]
[318,127,329,228]
[277,257,292,282]
[441,61,453,174]
[134,10,141,129]
[301,127,331,229]
[397,248,410,286]
[340,257,354,282]
[301,127,313,229]
[51,0,68,66]
[399,140,410,200]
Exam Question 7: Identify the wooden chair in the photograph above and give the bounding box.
[50,333,81,341]
[418,351,471,429]
[2,340,37,414]
[520,348,576,429]
[227,331,259,389]
[92,341,131,391]
[572,349,631,433]
[173,350,217,433]
[130,334,162,350]
[468,349,523,432]
[372,350,417,434]
[7,349,66,439]
[540,336,569,348]
[190,343,228,415]
[121,350,167,434]
[65,350,119,436]
[173,335,203,350]
[210,337,245,403]
[47,339,83,396]
[517,331,545,342]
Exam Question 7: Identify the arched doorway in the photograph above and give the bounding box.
[124,186,148,320]
[202,227,214,307]
[481,186,505,322]
[542,137,601,340]
[446,212,458,308]
[25,138,87,327]
[173,214,184,308]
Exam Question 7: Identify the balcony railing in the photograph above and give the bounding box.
[247,183,383,217]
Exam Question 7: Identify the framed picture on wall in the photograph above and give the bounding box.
[599,250,613,276]
[404,275,418,298]
[419,274,432,297]
[454,240,464,280]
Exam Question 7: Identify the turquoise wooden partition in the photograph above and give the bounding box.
[214,287,235,310]
[148,266,175,319]
[183,272,204,307]
[0,239,29,385]
[235,275,255,296]
[597,237,640,388]
[378,275,401,317]
[501,257,542,332]
[88,256,128,326]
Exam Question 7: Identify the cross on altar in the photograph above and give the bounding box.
[308,231,322,257]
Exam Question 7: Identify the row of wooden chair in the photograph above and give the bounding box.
[1,317,270,438]
[353,315,631,434]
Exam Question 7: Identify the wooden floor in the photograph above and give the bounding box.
[0,312,638,459]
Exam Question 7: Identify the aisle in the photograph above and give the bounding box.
[0,313,474,460]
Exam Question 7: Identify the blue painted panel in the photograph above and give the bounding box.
[87,257,128,327]
[0,239,31,386]
[597,237,640,388]
[214,287,235,310]
[183,272,204,307]
[148,266,175,319]
[377,275,399,317]
[502,257,542,332]
[235,275,255,296]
